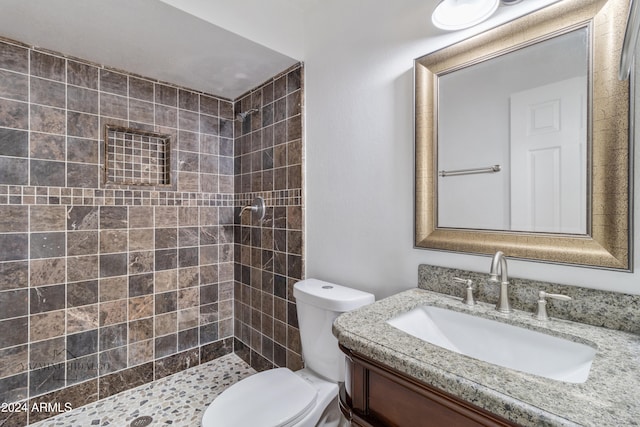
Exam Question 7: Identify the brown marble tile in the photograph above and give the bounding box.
[67,329,98,358]
[128,318,153,344]
[0,98,29,130]
[128,273,154,297]
[30,310,64,342]
[30,257,66,287]
[154,206,177,228]
[155,348,198,379]
[30,159,65,187]
[129,229,154,251]
[67,255,99,282]
[199,245,218,265]
[0,69,27,101]
[98,276,127,303]
[155,83,177,106]
[177,171,199,192]
[0,409,28,427]
[155,249,177,271]
[67,111,99,139]
[99,229,128,254]
[99,361,152,399]
[99,323,127,351]
[155,311,177,337]
[154,334,177,359]
[30,232,66,259]
[128,339,153,366]
[0,289,29,319]
[67,85,99,114]
[0,41,28,73]
[67,230,99,256]
[178,327,198,351]
[99,299,127,327]
[176,284,198,308]
[177,266,199,290]
[0,344,27,378]
[67,280,98,307]
[0,127,28,157]
[98,346,127,375]
[178,247,198,268]
[178,226,199,248]
[0,206,27,232]
[30,284,65,314]
[155,104,177,128]
[31,77,66,108]
[128,250,153,275]
[28,378,98,423]
[30,132,65,161]
[67,304,99,334]
[30,104,65,135]
[155,227,177,249]
[155,269,177,292]
[200,95,219,116]
[128,295,153,321]
[100,69,128,96]
[30,51,65,81]
[129,98,154,124]
[0,372,27,403]
[155,291,177,315]
[67,137,99,164]
[128,206,153,229]
[29,336,65,366]
[65,353,98,386]
[0,261,28,291]
[99,253,127,278]
[30,205,66,232]
[129,77,154,102]
[68,163,98,191]
[67,206,99,231]
[101,92,128,119]
[67,60,98,89]
[100,206,128,229]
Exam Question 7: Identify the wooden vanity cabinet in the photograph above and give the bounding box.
[339,345,519,427]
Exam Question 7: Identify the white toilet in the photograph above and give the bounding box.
[201,278,375,427]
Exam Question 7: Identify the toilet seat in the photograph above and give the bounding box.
[201,368,318,427]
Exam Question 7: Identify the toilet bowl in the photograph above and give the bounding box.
[201,279,374,427]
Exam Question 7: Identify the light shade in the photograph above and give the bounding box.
[432,0,500,31]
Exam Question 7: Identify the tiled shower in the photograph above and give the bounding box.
[0,36,304,426]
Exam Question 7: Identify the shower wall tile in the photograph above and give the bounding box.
[233,64,304,372]
[0,37,236,425]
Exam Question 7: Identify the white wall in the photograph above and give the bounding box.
[302,0,640,298]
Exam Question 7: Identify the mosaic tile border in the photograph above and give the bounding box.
[0,186,302,208]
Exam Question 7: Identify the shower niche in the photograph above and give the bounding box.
[104,124,172,186]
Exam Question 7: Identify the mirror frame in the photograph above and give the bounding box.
[415,0,632,270]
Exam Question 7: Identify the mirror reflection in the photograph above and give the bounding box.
[437,28,589,234]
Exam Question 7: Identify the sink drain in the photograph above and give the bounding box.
[130,416,153,427]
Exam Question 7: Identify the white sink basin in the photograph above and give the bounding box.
[387,305,596,383]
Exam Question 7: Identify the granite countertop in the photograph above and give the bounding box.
[333,288,640,427]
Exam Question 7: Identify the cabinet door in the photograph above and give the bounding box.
[341,346,519,427]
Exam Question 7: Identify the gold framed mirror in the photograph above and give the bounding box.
[415,0,632,270]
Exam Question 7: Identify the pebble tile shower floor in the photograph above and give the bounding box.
[30,354,255,426]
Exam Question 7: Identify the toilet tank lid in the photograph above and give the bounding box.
[293,279,375,312]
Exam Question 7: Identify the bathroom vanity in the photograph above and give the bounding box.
[333,268,640,427]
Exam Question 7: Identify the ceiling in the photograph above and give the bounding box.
[0,0,563,100]
[0,0,299,99]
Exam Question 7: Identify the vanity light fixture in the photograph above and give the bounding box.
[431,0,500,31]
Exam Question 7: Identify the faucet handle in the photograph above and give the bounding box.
[534,291,572,321]
[453,277,476,306]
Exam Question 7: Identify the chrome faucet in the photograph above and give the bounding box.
[489,251,512,313]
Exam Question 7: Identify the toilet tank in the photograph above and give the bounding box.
[293,279,374,382]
